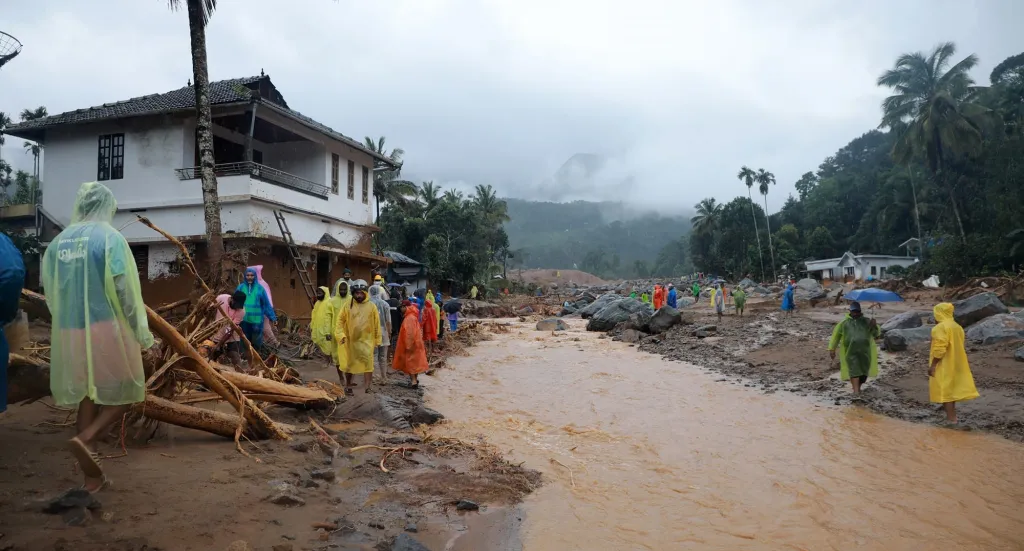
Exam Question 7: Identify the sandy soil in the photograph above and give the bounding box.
[634,300,1024,441]
[0,334,539,551]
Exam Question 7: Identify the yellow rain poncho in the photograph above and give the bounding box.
[42,182,154,407]
[331,279,353,365]
[331,279,352,312]
[310,286,335,357]
[828,314,880,380]
[929,303,980,403]
[339,296,381,374]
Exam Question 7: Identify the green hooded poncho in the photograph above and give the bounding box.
[828,314,880,380]
[42,182,154,406]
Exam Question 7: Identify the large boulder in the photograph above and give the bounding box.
[586,298,654,332]
[952,292,1008,327]
[794,278,826,301]
[880,311,923,334]
[883,326,932,351]
[738,278,756,289]
[673,297,696,308]
[579,294,621,319]
[965,314,1024,345]
[536,318,569,332]
[648,306,682,333]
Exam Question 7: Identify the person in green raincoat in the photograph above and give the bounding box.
[732,287,747,316]
[828,301,880,396]
[640,292,650,304]
[691,282,700,303]
[42,182,155,493]
[630,289,638,299]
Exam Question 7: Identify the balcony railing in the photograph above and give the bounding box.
[175,161,329,199]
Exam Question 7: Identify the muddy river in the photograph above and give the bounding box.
[427,323,1024,550]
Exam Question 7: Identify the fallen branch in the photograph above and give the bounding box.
[155,298,190,314]
[550,458,577,488]
[349,444,420,473]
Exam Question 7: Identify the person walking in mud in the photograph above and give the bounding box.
[42,182,155,493]
[713,283,725,320]
[929,303,979,425]
[337,280,381,394]
[828,301,880,398]
[781,281,796,317]
[368,284,393,385]
[732,286,746,316]
[393,300,429,388]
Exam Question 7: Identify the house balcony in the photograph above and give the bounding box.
[174,161,329,199]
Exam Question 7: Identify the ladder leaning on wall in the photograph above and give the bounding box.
[272,210,318,308]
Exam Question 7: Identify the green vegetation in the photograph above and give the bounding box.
[503,199,693,279]
[689,44,1024,284]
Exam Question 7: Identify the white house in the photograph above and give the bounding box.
[4,74,397,315]
[804,251,918,282]
[383,251,428,297]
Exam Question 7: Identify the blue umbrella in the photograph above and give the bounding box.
[844,288,903,303]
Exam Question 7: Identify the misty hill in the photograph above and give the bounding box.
[504,198,693,278]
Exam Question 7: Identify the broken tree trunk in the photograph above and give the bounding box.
[7,353,51,405]
[174,359,334,408]
[135,395,250,439]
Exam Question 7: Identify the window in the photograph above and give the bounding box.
[347,160,355,200]
[331,154,340,195]
[361,165,369,204]
[845,267,854,276]
[98,133,125,181]
[870,266,877,276]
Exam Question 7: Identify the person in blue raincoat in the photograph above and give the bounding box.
[0,233,26,416]
[236,267,276,355]
[666,284,678,309]
[781,282,796,317]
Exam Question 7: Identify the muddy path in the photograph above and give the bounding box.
[427,320,1024,550]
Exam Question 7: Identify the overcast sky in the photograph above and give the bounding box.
[2,0,1021,214]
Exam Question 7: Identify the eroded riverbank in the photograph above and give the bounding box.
[426,320,1024,550]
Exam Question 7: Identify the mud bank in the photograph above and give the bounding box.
[0,326,538,551]
[636,308,1024,441]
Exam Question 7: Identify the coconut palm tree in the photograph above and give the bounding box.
[442,188,464,204]
[166,0,225,275]
[471,184,509,223]
[363,136,417,222]
[0,111,11,204]
[419,181,440,212]
[755,168,777,281]
[690,197,722,236]
[19,106,46,182]
[877,42,989,243]
[737,165,765,280]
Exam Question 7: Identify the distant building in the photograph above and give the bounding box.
[804,251,918,282]
[4,74,397,315]
[383,251,427,296]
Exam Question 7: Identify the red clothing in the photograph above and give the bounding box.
[421,301,438,342]
[393,305,429,375]
[653,285,664,309]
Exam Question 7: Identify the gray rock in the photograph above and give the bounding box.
[586,298,654,332]
[794,278,826,301]
[266,480,305,507]
[299,477,319,488]
[392,533,431,551]
[558,306,576,317]
[579,294,622,319]
[952,292,1008,327]
[536,318,569,331]
[1013,310,1024,321]
[965,314,1024,345]
[675,296,696,308]
[1015,346,1024,362]
[409,405,445,426]
[309,468,336,482]
[456,499,480,511]
[619,329,646,343]
[694,325,717,334]
[648,306,682,333]
[405,523,419,533]
[738,278,756,288]
[880,311,922,334]
[883,326,933,351]
[752,286,771,295]
[695,330,713,338]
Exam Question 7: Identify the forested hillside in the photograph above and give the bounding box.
[689,45,1024,284]
[504,199,693,279]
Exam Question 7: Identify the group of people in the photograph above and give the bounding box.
[632,284,679,309]
[308,276,456,394]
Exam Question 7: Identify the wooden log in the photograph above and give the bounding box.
[218,368,333,404]
[155,298,190,314]
[7,353,51,405]
[134,395,249,439]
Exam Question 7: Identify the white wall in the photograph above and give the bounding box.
[147,243,180,280]
[248,202,365,248]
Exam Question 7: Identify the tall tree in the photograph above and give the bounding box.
[0,111,11,204]
[419,181,440,212]
[877,42,988,243]
[690,197,722,236]
[737,165,765,280]
[755,168,778,281]
[19,107,46,183]
[363,136,417,223]
[167,0,226,277]
[471,184,509,223]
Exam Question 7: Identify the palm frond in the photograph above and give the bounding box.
[167,0,217,25]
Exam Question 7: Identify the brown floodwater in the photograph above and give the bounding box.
[426,322,1024,551]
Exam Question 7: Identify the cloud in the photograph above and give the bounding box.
[2,0,1021,213]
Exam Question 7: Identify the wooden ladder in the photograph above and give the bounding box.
[272,210,317,308]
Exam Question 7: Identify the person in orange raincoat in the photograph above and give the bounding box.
[653,285,663,310]
[393,300,429,388]
[421,293,439,352]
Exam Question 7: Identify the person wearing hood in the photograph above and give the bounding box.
[393,300,429,388]
[713,283,725,320]
[372,274,390,300]
[310,286,336,363]
[42,182,155,493]
[334,268,353,293]
[470,285,479,299]
[212,291,248,369]
[434,291,444,340]
[666,284,677,309]
[653,285,663,310]
[0,232,25,417]
[248,265,279,348]
[236,267,277,356]
[630,288,638,299]
[828,301,880,396]
[732,287,747,317]
[331,279,353,316]
[337,279,381,394]
[640,291,650,304]
[929,303,979,424]
[781,282,796,316]
[691,282,700,303]
[368,284,393,384]
[422,291,439,351]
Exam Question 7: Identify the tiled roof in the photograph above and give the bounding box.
[383,250,422,265]
[5,75,395,166]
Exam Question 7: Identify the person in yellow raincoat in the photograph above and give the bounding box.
[929,303,979,424]
[42,182,155,493]
[336,280,381,395]
[310,286,336,361]
[828,301,880,397]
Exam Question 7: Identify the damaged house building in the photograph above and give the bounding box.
[3,74,396,316]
